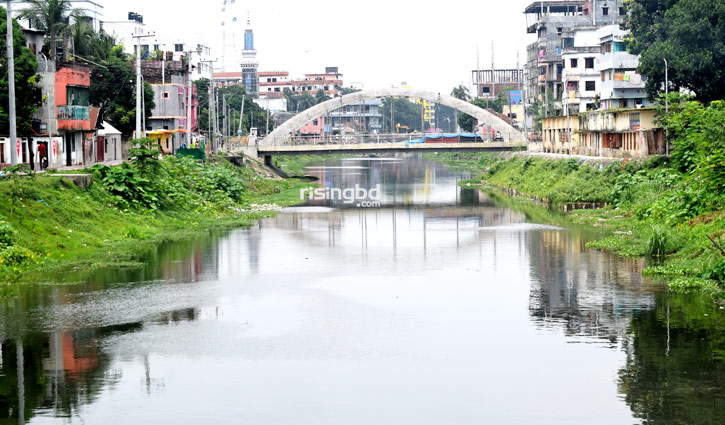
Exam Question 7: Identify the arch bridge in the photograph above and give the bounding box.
[244,88,526,158]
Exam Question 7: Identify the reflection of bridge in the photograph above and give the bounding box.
[241,88,527,159]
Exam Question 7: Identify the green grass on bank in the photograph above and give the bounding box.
[431,152,725,300]
[0,151,311,293]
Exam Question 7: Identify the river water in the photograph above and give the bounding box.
[1,156,723,424]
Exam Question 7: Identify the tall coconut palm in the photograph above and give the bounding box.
[19,0,86,59]
[451,85,470,101]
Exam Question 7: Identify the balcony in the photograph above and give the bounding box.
[57,105,91,131]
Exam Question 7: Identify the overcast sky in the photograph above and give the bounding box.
[102,0,535,93]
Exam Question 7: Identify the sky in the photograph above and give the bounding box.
[101,0,536,94]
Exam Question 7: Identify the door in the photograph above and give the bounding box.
[65,133,73,166]
[96,136,105,162]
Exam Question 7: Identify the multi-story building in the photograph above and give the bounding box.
[561,24,651,113]
[524,0,624,115]
[145,63,199,151]
[288,68,344,98]
[258,71,291,98]
[104,12,214,82]
[597,26,651,110]
[329,100,383,134]
[55,63,94,166]
[472,69,524,101]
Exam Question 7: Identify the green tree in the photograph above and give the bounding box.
[0,7,42,135]
[315,88,330,104]
[457,99,488,132]
[625,0,725,102]
[283,87,297,112]
[19,0,85,59]
[451,85,470,101]
[194,78,210,133]
[381,98,424,132]
[71,20,115,62]
[214,84,268,135]
[296,91,315,111]
[89,45,154,139]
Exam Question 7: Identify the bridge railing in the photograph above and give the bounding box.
[265,131,526,147]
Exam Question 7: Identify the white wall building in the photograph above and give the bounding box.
[103,12,214,81]
[562,25,652,113]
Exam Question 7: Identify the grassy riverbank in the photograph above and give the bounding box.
[0,149,310,294]
[430,151,725,300]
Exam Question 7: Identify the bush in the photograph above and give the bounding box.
[646,226,679,258]
[0,220,16,247]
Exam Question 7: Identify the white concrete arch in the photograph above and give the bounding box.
[261,87,524,145]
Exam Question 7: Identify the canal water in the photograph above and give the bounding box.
[1,156,723,424]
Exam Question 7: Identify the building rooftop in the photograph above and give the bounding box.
[524,0,587,14]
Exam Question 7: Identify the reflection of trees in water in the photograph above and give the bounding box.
[618,292,725,425]
[0,307,199,422]
[527,228,656,343]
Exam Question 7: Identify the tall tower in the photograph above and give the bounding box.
[241,13,259,96]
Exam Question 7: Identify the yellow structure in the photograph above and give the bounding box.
[541,115,579,154]
[542,108,665,157]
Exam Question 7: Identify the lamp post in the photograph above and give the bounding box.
[664,58,669,155]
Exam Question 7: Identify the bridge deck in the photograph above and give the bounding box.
[258,142,526,155]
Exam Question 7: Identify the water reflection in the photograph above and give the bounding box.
[0,156,723,424]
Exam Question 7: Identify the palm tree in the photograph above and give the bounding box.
[315,89,330,105]
[19,0,86,59]
[451,85,470,101]
[297,91,315,111]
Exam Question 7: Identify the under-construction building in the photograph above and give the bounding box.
[524,0,624,116]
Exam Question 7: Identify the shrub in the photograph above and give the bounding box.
[0,221,16,247]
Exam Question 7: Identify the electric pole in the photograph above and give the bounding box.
[199,59,217,152]
[185,49,197,148]
[6,0,18,165]
[133,32,154,139]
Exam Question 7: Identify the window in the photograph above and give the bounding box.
[267,88,271,91]
[174,44,184,52]
[162,92,170,99]
[614,42,627,52]
[563,37,574,48]
[313,119,318,126]
[482,87,491,94]
[585,57,595,69]
[619,6,625,15]
[604,43,612,53]
[570,58,578,68]
[556,63,562,75]
[66,86,89,106]
[585,81,596,91]
[154,44,160,51]
[274,88,280,92]
[602,7,608,15]
[557,27,563,36]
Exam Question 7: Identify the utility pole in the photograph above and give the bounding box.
[265,97,269,136]
[133,33,154,139]
[222,94,227,148]
[185,50,196,148]
[6,0,18,165]
[199,59,217,152]
[664,58,669,155]
[238,95,245,136]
